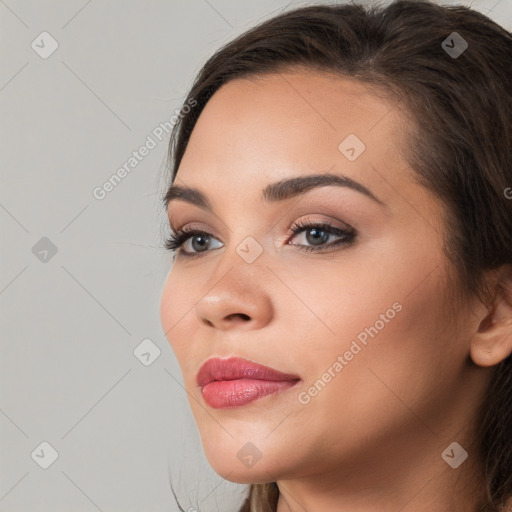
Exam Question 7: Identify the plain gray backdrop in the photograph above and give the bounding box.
[1,0,511,511]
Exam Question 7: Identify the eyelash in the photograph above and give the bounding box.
[164,219,356,259]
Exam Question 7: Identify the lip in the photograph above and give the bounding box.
[197,356,300,409]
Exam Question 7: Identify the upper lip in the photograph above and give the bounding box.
[196,356,300,387]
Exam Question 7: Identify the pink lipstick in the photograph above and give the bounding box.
[197,356,300,409]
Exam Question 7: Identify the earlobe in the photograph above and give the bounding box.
[470,326,512,367]
[470,270,512,368]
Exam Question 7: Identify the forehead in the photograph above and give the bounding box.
[174,69,414,208]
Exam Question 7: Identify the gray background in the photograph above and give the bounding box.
[1,1,511,511]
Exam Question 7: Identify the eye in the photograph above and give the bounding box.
[164,228,223,258]
[287,219,356,253]
[164,219,356,258]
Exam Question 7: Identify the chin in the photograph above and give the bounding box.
[209,462,278,485]
[201,437,294,485]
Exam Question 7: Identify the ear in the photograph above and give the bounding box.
[470,265,512,367]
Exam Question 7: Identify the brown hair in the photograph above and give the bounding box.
[163,1,512,510]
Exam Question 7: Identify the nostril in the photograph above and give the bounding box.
[226,313,251,321]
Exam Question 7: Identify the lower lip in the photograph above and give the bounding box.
[201,379,299,409]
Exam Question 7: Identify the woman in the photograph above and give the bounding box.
[159,1,512,510]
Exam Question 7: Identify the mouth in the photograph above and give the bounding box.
[196,356,301,409]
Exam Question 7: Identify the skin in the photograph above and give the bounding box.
[160,69,512,512]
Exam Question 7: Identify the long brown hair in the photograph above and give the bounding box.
[163,1,512,510]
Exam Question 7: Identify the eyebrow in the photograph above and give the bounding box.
[164,173,386,211]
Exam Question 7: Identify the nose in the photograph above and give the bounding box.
[194,268,274,331]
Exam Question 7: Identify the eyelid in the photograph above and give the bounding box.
[171,220,222,238]
[171,212,352,234]
[284,213,353,234]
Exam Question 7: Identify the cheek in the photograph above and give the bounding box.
[282,282,449,469]
[290,235,455,397]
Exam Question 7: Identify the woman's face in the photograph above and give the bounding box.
[160,70,488,489]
